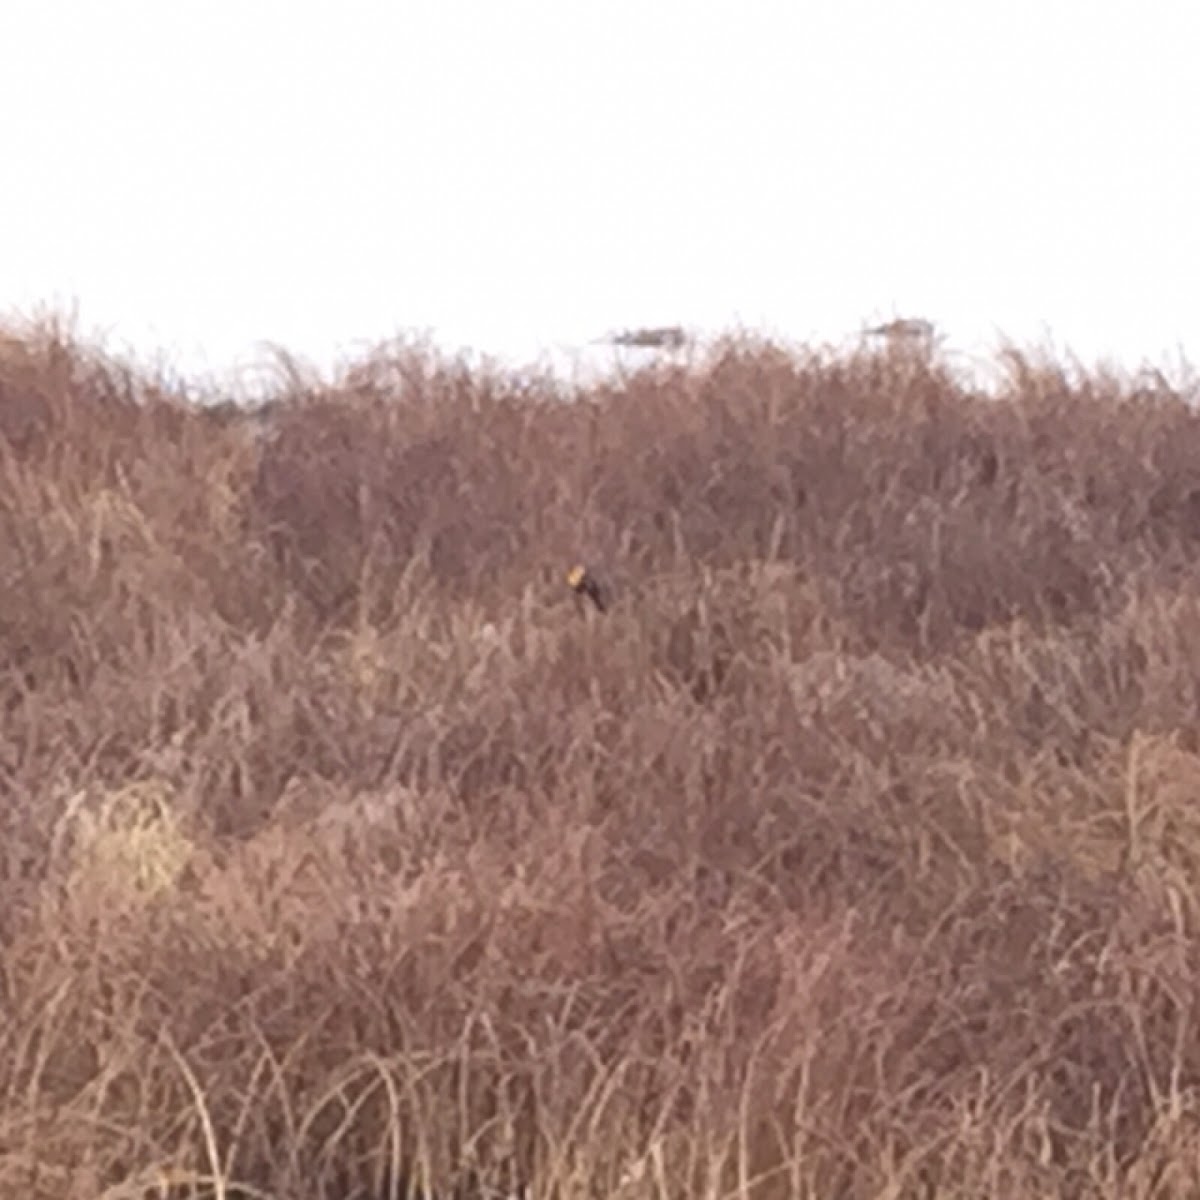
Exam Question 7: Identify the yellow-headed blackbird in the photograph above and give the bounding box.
[567,564,608,612]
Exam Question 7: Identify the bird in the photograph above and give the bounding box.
[595,326,689,350]
[566,564,609,612]
[862,317,935,342]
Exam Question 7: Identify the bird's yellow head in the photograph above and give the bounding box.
[566,564,588,591]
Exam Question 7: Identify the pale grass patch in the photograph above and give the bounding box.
[47,779,194,912]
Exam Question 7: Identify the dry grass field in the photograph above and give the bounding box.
[4,316,1200,1198]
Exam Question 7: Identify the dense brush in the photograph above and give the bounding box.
[3,316,1200,1197]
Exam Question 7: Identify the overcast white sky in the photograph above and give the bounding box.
[2,0,1198,384]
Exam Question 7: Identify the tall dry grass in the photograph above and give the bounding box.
[4,317,1200,1197]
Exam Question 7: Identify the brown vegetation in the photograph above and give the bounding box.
[3,315,1200,1197]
